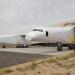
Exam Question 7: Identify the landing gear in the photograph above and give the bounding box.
[57,42,62,51]
[16,44,24,48]
[2,45,6,48]
[68,45,73,50]
[16,44,29,48]
[68,44,75,50]
[2,43,6,48]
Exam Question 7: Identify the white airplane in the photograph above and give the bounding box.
[0,26,75,50]
[25,27,75,50]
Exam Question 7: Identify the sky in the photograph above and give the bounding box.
[0,0,75,34]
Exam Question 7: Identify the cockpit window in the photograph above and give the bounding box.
[33,29,38,31]
[33,29,43,32]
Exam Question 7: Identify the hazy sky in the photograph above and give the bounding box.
[0,0,75,34]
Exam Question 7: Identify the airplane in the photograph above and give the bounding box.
[25,26,75,51]
[0,26,75,50]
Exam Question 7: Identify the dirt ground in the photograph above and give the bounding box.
[1,51,75,75]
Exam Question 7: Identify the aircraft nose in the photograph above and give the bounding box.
[25,31,39,41]
[25,32,35,41]
[25,35,32,41]
[25,31,44,42]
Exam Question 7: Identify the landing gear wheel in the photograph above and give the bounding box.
[57,42,62,51]
[2,45,6,48]
[16,44,26,48]
[68,44,75,50]
[68,45,73,50]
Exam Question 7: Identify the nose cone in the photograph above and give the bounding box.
[25,31,44,42]
[25,32,34,41]
[25,31,37,41]
[25,35,32,41]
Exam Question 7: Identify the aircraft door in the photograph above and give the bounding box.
[46,31,48,37]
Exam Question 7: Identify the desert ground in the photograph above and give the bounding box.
[0,50,75,75]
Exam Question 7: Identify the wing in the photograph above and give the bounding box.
[0,34,38,45]
[0,34,26,44]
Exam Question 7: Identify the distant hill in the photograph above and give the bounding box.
[52,20,75,27]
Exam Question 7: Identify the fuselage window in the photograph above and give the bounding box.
[33,29,38,31]
[39,29,43,32]
[33,29,43,32]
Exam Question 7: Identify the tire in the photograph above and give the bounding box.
[68,44,75,50]
[2,45,6,48]
[57,42,62,51]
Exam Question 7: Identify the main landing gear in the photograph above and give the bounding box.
[68,44,75,50]
[57,42,62,51]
